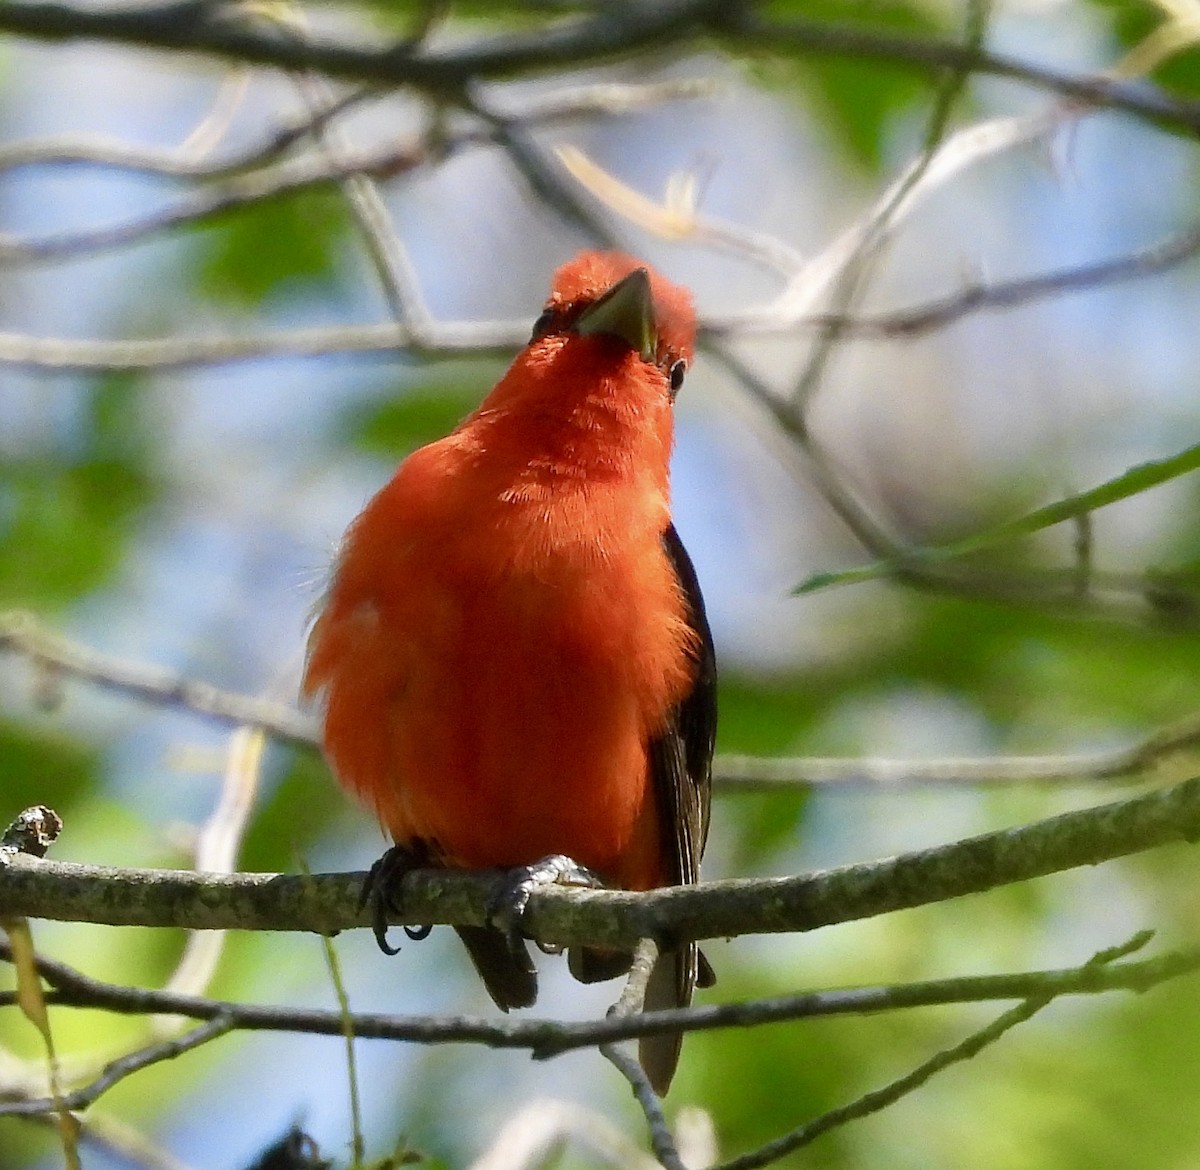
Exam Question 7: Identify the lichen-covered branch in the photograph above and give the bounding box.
[3,773,1200,948]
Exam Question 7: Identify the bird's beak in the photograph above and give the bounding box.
[574,268,657,362]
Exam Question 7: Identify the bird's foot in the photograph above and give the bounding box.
[361,843,435,956]
[487,854,603,957]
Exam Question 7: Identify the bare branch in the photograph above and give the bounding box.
[2,928,1195,1056]
[0,1015,235,1117]
[600,1045,684,1170]
[3,1,1200,139]
[0,319,523,372]
[776,223,1200,340]
[5,773,1200,945]
[601,939,683,1170]
[0,611,318,747]
[721,999,1048,1170]
[0,135,451,266]
[711,932,1154,1170]
[715,702,1200,786]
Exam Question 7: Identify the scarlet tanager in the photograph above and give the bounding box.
[303,251,716,1093]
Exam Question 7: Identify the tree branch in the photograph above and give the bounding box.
[4,2,1200,139]
[0,611,318,749]
[3,927,1195,1055]
[0,0,724,95]
[712,931,1155,1170]
[0,1015,235,1118]
[12,612,1200,792]
[4,772,1200,946]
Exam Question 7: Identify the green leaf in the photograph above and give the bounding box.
[339,369,498,456]
[762,0,949,169]
[0,377,156,609]
[799,439,1200,594]
[1088,0,1200,98]
[194,189,351,307]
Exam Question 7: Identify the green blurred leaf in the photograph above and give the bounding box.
[1089,0,1200,98]
[239,746,344,873]
[0,718,99,815]
[0,377,155,609]
[340,369,498,457]
[762,0,948,168]
[195,190,351,306]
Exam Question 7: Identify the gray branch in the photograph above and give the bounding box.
[3,774,1200,948]
[3,929,1194,1057]
[2,2,1199,138]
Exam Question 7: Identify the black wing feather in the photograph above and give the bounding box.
[639,521,717,1093]
[654,521,716,888]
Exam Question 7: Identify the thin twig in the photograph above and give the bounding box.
[720,996,1050,1170]
[711,932,1152,1170]
[0,611,318,748]
[787,0,992,413]
[0,138,451,266]
[600,1046,685,1170]
[0,1015,234,1117]
[601,939,683,1170]
[1,930,1195,1057]
[156,726,266,1011]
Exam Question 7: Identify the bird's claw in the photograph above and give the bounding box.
[486,854,603,957]
[361,844,433,955]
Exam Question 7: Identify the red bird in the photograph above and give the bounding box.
[303,251,716,1093]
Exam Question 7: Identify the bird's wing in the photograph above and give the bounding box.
[640,521,717,1093]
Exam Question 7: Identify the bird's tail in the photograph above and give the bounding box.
[638,941,715,1095]
[455,925,538,1011]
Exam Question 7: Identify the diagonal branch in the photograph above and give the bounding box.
[0,611,318,748]
[711,932,1154,1170]
[0,1015,234,1118]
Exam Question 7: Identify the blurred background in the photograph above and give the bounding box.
[4,1,1200,1167]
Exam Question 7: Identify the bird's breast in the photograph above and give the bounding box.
[305,445,696,887]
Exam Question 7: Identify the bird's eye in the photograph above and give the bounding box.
[530,309,556,341]
[668,359,687,399]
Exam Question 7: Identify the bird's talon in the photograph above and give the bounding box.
[362,843,433,955]
[486,854,604,948]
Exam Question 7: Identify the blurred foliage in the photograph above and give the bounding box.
[0,377,155,610]
[761,0,948,168]
[3,0,1200,1168]
[1089,0,1200,98]
[240,746,343,874]
[196,190,353,307]
[339,369,501,458]
[0,718,99,814]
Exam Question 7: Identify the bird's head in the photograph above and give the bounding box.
[531,251,696,401]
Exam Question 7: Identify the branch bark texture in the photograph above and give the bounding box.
[2,775,1199,948]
